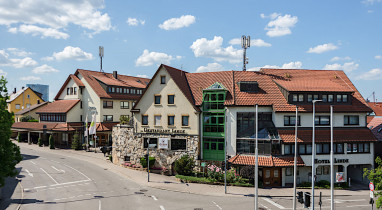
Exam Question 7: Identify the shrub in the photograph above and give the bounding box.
[174,155,195,176]
[175,175,215,184]
[207,164,224,182]
[119,115,130,125]
[17,134,20,142]
[227,168,242,183]
[298,182,312,187]
[20,115,35,122]
[38,137,42,147]
[49,135,55,149]
[71,133,81,150]
[316,180,330,188]
[239,165,255,180]
[109,155,112,162]
[140,156,155,168]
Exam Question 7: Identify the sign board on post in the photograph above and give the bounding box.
[336,172,345,182]
[158,138,168,149]
[370,182,375,191]
[201,162,206,167]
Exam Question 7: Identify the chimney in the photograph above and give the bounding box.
[22,86,24,90]
[13,88,16,94]
[113,71,118,79]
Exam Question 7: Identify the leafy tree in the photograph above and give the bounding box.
[49,135,55,149]
[20,115,35,122]
[0,76,22,187]
[364,157,382,208]
[119,115,130,125]
[71,133,81,150]
[174,155,195,176]
[38,137,42,147]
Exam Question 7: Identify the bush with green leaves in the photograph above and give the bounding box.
[316,180,330,188]
[140,156,155,168]
[364,157,382,208]
[174,155,195,176]
[38,137,42,147]
[71,133,81,150]
[119,115,130,125]
[17,134,20,142]
[49,135,55,149]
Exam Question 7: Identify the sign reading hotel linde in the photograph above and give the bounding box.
[314,158,349,164]
[142,128,186,134]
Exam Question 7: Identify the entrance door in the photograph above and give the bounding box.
[263,168,282,187]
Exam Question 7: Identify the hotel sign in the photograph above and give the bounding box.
[314,158,349,164]
[158,138,169,149]
[142,128,186,134]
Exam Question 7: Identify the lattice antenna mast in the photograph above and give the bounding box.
[99,46,104,72]
[241,35,250,71]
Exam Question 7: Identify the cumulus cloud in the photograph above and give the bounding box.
[248,61,303,71]
[196,63,224,72]
[9,24,69,39]
[0,0,112,38]
[190,36,242,63]
[362,0,382,5]
[135,49,180,66]
[323,62,359,72]
[330,56,351,62]
[0,49,38,68]
[159,15,195,30]
[229,38,271,47]
[7,48,32,57]
[307,43,338,54]
[20,76,41,81]
[32,64,59,74]
[375,55,382,59]
[0,69,6,77]
[356,68,382,80]
[136,74,149,78]
[127,18,145,26]
[44,46,93,61]
[261,13,298,37]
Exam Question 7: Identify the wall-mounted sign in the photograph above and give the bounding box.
[314,158,349,164]
[336,172,345,182]
[142,128,186,134]
[158,138,169,149]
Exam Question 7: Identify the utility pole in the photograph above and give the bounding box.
[224,107,227,194]
[312,100,322,209]
[255,104,259,210]
[330,105,334,210]
[293,106,299,210]
[241,35,250,71]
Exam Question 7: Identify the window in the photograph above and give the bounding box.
[286,168,293,176]
[236,139,274,155]
[317,166,329,175]
[292,94,298,102]
[299,144,306,154]
[299,94,304,102]
[143,138,157,148]
[342,95,348,102]
[168,115,175,126]
[15,104,20,109]
[284,144,295,155]
[336,94,348,103]
[26,103,31,108]
[347,143,370,153]
[154,115,161,126]
[126,88,130,94]
[203,92,225,110]
[120,101,129,109]
[40,114,66,122]
[80,115,83,121]
[315,116,330,125]
[161,76,166,84]
[132,102,136,107]
[284,116,301,126]
[37,100,40,104]
[70,87,73,95]
[112,87,115,92]
[154,95,161,104]
[80,101,83,108]
[67,88,70,95]
[306,144,312,154]
[334,143,344,154]
[131,89,136,94]
[298,144,312,155]
[103,115,113,122]
[103,101,113,108]
[322,95,328,102]
[316,143,330,154]
[344,115,359,125]
[168,94,175,104]
[328,94,334,102]
[171,139,186,150]
[308,94,313,102]
[182,115,189,126]
[142,115,148,125]
[74,87,77,95]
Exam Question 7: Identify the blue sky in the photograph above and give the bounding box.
[0,0,381,102]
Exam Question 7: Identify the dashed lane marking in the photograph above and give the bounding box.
[40,168,59,184]
[262,198,285,209]
[212,201,222,210]
[159,205,165,210]
[25,169,33,177]
[151,195,158,201]
[30,161,36,165]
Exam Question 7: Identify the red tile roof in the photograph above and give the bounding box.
[12,122,58,130]
[368,117,382,141]
[11,122,116,132]
[278,128,377,143]
[96,122,118,132]
[53,122,83,131]
[70,74,85,87]
[368,102,382,116]
[228,154,304,167]
[36,99,80,114]
[15,102,49,115]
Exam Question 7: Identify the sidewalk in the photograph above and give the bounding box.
[15,141,370,198]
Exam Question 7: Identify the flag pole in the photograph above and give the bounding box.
[293,106,298,210]
[330,105,334,210]
[255,104,259,210]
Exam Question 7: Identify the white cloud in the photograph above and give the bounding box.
[44,46,93,61]
[7,48,32,57]
[375,55,382,59]
[362,0,382,5]
[330,56,351,62]
[0,69,6,77]
[190,36,242,63]
[248,61,303,71]
[32,64,59,74]
[20,76,41,81]
[0,0,112,37]
[10,24,69,39]
[159,15,195,30]
[196,63,224,72]
[229,38,271,47]
[307,43,338,54]
[136,74,149,78]
[135,49,180,66]
[356,68,382,80]
[0,49,38,68]
[323,62,359,72]
[262,13,298,37]
[127,18,145,26]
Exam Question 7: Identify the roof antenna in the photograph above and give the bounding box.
[241,35,250,71]
[99,46,104,72]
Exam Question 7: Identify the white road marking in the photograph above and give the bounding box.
[51,160,60,164]
[99,200,102,210]
[347,204,370,207]
[25,169,33,177]
[212,201,222,210]
[159,205,165,210]
[260,203,270,210]
[64,164,91,181]
[40,168,59,184]
[262,198,285,209]
[51,179,91,187]
[151,195,158,201]
[30,161,36,165]
[51,166,65,173]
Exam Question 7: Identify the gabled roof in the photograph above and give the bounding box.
[229,154,304,167]
[368,102,382,116]
[15,101,49,115]
[36,99,80,114]
[7,87,44,103]
[368,117,382,141]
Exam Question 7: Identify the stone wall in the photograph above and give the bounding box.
[112,125,200,172]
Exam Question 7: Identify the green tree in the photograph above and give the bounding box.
[364,157,382,208]
[20,115,34,122]
[174,155,195,176]
[71,133,81,150]
[0,76,22,187]
[49,135,55,149]
[119,115,130,125]
[38,137,43,147]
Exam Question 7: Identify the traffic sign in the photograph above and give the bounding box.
[370,191,374,198]
[370,182,375,192]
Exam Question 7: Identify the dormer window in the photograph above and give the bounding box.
[292,94,304,102]
[239,81,258,92]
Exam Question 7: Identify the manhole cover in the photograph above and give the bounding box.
[134,192,144,194]
[94,196,104,198]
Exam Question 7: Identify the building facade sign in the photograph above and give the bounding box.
[158,138,169,149]
[141,128,186,134]
[314,158,349,164]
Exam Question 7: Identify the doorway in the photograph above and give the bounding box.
[263,168,282,187]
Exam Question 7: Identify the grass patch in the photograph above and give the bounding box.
[175,175,254,187]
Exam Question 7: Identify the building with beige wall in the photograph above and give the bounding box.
[7,87,44,114]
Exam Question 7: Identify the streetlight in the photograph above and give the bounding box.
[312,99,322,209]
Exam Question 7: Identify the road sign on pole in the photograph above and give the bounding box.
[370,182,374,191]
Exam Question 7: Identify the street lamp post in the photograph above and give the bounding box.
[312,99,322,209]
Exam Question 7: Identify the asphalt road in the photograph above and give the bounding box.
[3,145,375,210]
